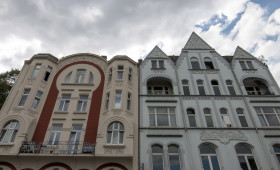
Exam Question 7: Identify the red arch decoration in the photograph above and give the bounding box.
[96,163,128,170]
[0,162,17,170]
[21,169,34,170]
[39,162,72,170]
[32,61,105,144]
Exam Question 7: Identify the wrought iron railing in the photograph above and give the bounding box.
[18,141,95,155]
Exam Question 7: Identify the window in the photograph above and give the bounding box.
[89,72,94,84]
[245,87,261,95]
[32,91,42,109]
[204,57,214,69]
[58,94,71,111]
[235,144,258,170]
[273,144,280,164]
[191,57,200,69]
[211,80,221,95]
[18,89,30,106]
[197,80,206,95]
[148,86,169,95]
[77,95,88,112]
[226,80,236,95]
[220,108,232,127]
[44,66,52,81]
[168,145,181,170]
[236,108,249,127]
[151,60,165,69]
[0,120,19,143]
[200,144,220,170]
[152,60,157,69]
[254,107,280,126]
[239,61,254,69]
[152,145,164,170]
[187,108,196,127]
[75,69,86,83]
[182,79,190,95]
[117,66,123,79]
[48,125,62,145]
[114,90,122,108]
[128,68,132,82]
[68,125,82,154]
[149,107,176,127]
[31,64,41,78]
[65,72,72,83]
[106,122,124,144]
[105,93,110,110]
[159,60,164,68]
[108,68,112,82]
[204,108,214,127]
[127,93,131,110]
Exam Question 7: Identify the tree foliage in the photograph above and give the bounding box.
[0,69,20,110]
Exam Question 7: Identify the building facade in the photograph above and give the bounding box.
[0,53,138,170]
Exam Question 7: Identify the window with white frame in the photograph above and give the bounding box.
[200,144,221,170]
[204,57,215,69]
[182,79,190,95]
[187,108,196,127]
[108,68,112,82]
[149,107,176,127]
[254,107,280,126]
[191,57,200,69]
[68,125,82,154]
[204,108,214,127]
[48,124,62,145]
[31,91,42,109]
[105,92,110,110]
[239,61,254,69]
[168,144,181,170]
[77,95,88,112]
[117,66,123,79]
[128,68,132,82]
[0,120,19,143]
[114,90,122,108]
[58,94,71,111]
[211,80,221,95]
[127,93,131,110]
[75,69,86,83]
[152,144,164,170]
[197,80,206,95]
[273,144,280,164]
[106,122,124,145]
[31,64,41,78]
[236,108,249,127]
[64,72,72,83]
[220,108,232,127]
[18,89,30,106]
[43,66,52,81]
[226,80,236,95]
[89,72,94,84]
[235,144,258,170]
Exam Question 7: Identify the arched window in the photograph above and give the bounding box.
[106,122,124,145]
[108,68,112,82]
[200,144,220,170]
[187,108,196,127]
[197,80,206,95]
[64,72,72,83]
[204,57,214,69]
[182,79,190,95]
[211,80,221,95]
[220,108,232,127]
[236,108,249,127]
[168,144,181,170]
[75,69,86,83]
[235,144,258,170]
[152,144,164,170]
[204,108,214,127]
[89,72,94,84]
[0,120,20,143]
[191,57,200,69]
[273,144,280,164]
[226,80,236,95]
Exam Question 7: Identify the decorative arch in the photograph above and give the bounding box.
[100,116,132,137]
[0,162,17,170]
[142,74,176,87]
[96,163,128,170]
[39,162,72,170]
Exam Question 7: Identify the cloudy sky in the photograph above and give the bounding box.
[0,0,280,84]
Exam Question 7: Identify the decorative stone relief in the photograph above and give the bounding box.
[153,70,166,74]
[191,70,218,74]
[116,82,122,87]
[112,109,122,115]
[201,130,248,144]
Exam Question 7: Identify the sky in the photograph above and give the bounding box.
[0,0,280,84]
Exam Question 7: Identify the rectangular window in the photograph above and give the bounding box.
[149,107,176,127]
[255,107,280,126]
[117,66,123,79]
[191,61,200,69]
[246,61,254,69]
[31,91,42,109]
[114,90,122,108]
[31,64,41,78]
[48,125,62,145]
[43,66,52,81]
[239,61,247,69]
[204,61,214,69]
[105,93,110,110]
[151,60,157,69]
[68,125,82,154]
[240,61,254,69]
[151,60,165,69]
[77,95,88,112]
[127,93,131,110]
[58,94,71,111]
[158,60,164,68]
[108,68,112,82]
[18,89,30,106]
[198,86,206,95]
[75,69,86,83]
[128,68,132,82]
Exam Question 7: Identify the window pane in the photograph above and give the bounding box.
[246,61,254,69]
[247,156,258,170]
[239,61,247,69]
[263,108,274,113]
[198,86,206,95]
[205,61,214,69]
[18,95,28,106]
[239,116,249,127]
[157,114,169,126]
[228,86,236,95]
[201,156,211,170]
[265,114,280,126]
[89,72,94,83]
[191,61,200,69]
[273,145,280,153]
[107,132,112,143]
[159,60,164,68]
[112,131,118,144]
[183,86,190,95]
[149,115,155,126]
[119,131,124,144]
[189,116,197,127]
[152,155,163,170]
[168,145,179,153]
[152,145,163,153]
[213,86,221,95]
[236,145,252,154]
[258,115,267,126]
[169,155,181,170]
[200,145,215,154]
[238,156,249,170]
[206,116,214,127]
[210,156,220,170]
[152,60,157,68]
[170,114,177,127]
[157,107,168,113]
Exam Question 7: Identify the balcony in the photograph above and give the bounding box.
[18,141,95,155]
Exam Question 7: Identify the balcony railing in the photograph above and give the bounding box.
[18,141,95,155]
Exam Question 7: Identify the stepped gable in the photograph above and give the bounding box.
[233,46,256,59]
[145,45,168,59]
[183,32,214,50]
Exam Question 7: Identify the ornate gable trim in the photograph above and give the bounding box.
[183,32,214,50]
[145,46,168,59]
[233,46,256,59]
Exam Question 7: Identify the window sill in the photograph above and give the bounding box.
[0,143,14,146]
[61,83,94,86]
[103,145,125,148]
[54,111,68,114]
[73,111,87,114]
[151,68,166,70]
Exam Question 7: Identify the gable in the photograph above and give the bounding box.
[183,32,214,50]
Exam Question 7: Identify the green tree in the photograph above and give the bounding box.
[0,69,20,110]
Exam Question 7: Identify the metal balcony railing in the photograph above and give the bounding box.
[18,141,95,155]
